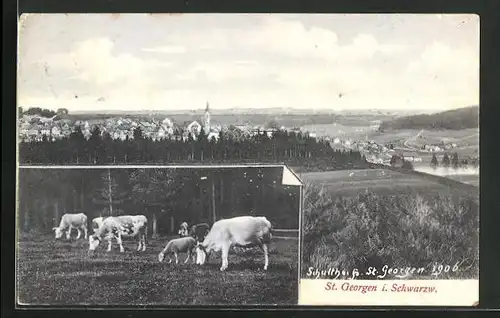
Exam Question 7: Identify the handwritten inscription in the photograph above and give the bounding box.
[306,262,461,279]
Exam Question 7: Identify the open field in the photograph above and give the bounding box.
[300,169,479,280]
[298,168,479,198]
[17,234,298,306]
[301,123,378,139]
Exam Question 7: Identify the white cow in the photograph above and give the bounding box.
[195,216,272,271]
[53,213,88,240]
[178,222,189,237]
[88,215,148,253]
[91,216,106,234]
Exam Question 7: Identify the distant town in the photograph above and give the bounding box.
[17,103,478,168]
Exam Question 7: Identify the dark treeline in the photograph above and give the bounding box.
[19,126,369,170]
[379,106,479,131]
[18,167,300,236]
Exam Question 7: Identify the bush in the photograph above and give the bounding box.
[302,182,479,279]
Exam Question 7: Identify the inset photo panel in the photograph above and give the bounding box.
[16,165,302,306]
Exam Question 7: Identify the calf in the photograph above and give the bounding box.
[178,222,189,237]
[158,236,197,264]
[195,216,272,271]
[53,213,88,240]
[88,215,148,253]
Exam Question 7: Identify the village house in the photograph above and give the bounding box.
[187,120,202,136]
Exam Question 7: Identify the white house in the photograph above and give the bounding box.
[207,131,219,141]
[187,121,202,136]
[162,117,173,128]
[51,126,61,137]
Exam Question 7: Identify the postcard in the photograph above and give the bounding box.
[17,13,479,307]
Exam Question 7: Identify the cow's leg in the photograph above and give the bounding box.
[174,251,179,264]
[83,226,88,240]
[262,244,269,271]
[137,238,142,252]
[141,235,146,252]
[66,226,72,240]
[117,233,124,253]
[220,243,230,271]
[184,252,190,264]
[76,228,81,240]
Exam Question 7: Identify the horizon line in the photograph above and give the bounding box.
[18,105,477,114]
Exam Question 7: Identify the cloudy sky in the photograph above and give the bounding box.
[17,14,479,112]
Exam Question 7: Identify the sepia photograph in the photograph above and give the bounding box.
[16,166,301,305]
[16,13,479,307]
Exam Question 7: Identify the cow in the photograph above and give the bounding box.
[195,216,272,271]
[189,223,210,242]
[158,236,197,264]
[88,215,148,253]
[178,222,189,237]
[91,216,106,234]
[53,213,88,240]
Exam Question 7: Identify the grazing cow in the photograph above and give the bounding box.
[195,216,272,271]
[88,215,148,253]
[189,223,210,242]
[158,236,197,264]
[91,216,106,234]
[178,222,189,237]
[53,213,88,240]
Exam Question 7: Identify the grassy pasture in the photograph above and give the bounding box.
[298,169,477,197]
[17,234,298,306]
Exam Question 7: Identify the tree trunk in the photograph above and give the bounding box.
[24,200,29,231]
[80,178,84,211]
[54,201,60,227]
[170,215,175,234]
[211,175,216,224]
[220,176,224,205]
[152,212,158,239]
[107,169,113,216]
[73,190,78,212]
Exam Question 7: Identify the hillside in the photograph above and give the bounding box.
[379,106,479,131]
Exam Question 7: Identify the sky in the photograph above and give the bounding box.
[17,14,479,112]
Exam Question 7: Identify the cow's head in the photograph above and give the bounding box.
[88,235,101,251]
[52,227,64,239]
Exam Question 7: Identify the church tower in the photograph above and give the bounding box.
[204,101,211,135]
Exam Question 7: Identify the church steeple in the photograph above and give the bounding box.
[204,101,211,135]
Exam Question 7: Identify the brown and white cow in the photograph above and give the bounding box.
[53,213,88,240]
[195,216,272,271]
[88,215,148,253]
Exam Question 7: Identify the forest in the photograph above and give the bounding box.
[18,126,369,171]
[17,167,301,236]
[379,106,479,131]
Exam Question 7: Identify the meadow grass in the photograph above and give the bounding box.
[17,234,298,306]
